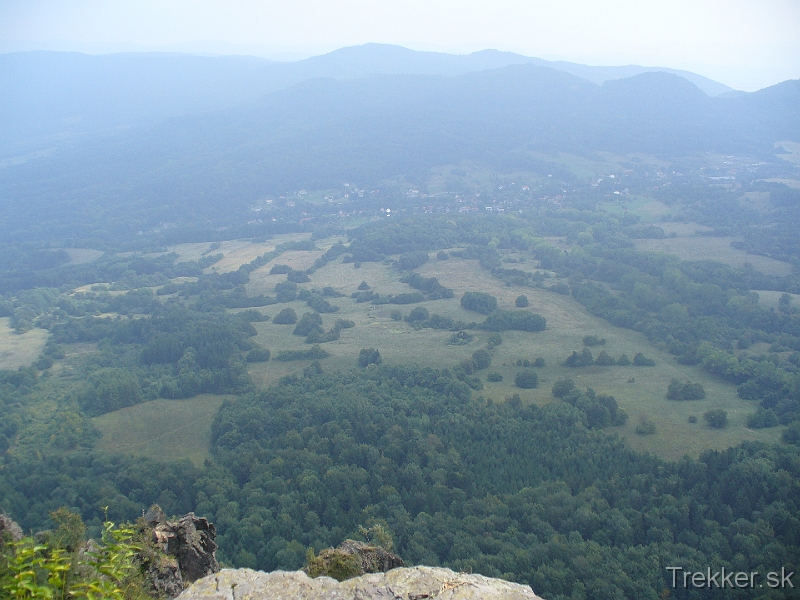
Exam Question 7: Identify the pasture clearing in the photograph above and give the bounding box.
[634,236,794,277]
[93,394,229,466]
[243,254,782,460]
[63,248,104,264]
[0,317,48,370]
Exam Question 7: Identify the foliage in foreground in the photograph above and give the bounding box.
[1,516,145,600]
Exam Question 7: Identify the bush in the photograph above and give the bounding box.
[273,308,298,324]
[246,348,271,362]
[461,292,498,315]
[287,270,310,283]
[406,307,430,323]
[783,421,800,445]
[688,415,698,423]
[294,312,323,336]
[358,348,382,367]
[270,264,292,274]
[746,408,779,428]
[583,335,606,346]
[397,251,429,270]
[552,378,576,398]
[471,349,492,370]
[487,372,503,382]
[515,371,538,389]
[447,331,474,345]
[704,409,728,429]
[617,354,631,366]
[486,333,503,348]
[534,357,546,367]
[390,310,403,321]
[635,418,657,435]
[595,350,615,366]
[358,281,370,290]
[275,346,329,361]
[633,352,655,366]
[515,295,529,308]
[436,251,449,260]
[666,379,706,400]
[565,348,594,367]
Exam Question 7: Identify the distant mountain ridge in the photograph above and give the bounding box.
[1,44,736,155]
[1,61,798,245]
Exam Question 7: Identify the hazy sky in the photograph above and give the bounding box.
[1,0,799,91]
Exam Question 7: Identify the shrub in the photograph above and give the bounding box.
[688,415,698,423]
[534,357,546,368]
[515,371,538,389]
[704,409,728,429]
[287,270,310,283]
[633,352,655,366]
[515,295,529,307]
[746,408,779,428]
[275,345,329,361]
[246,348,271,362]
[487,372,503,382]
[552,378,576,398]
[294,312,323,336]
[270,264,292,274]
[583,335,606,346]
[447,331,474,345]
[486,333,503,348]
[635,418,657,435]
[783,421,800,445]
[471,349,492,370]
[358,281,370,290]
[436,251,449,260]
[461,292,498,315]
[397,251,429,270]
[273,308,298,324]
[666,379,706,400]
[390,310,403,321]
[595,350,615,366]
[565,348,594,367]
[406,307,430,323]
[358,348,382,367]
[617,354,631,365]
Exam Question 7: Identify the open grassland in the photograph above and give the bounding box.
[634,236,794,277]
[241,252,782,460]
[44,237,786,462]
[63,248,104,264]
[753,290,800,310]
[93,394,229,466]
[0,318,48,370]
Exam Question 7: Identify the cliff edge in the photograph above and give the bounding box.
[176,566,543,599]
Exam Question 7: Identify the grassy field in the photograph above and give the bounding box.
[53,233,786,462]
[0,317,48,370]
[753,290,800,310]
[64,248,104,264]
[634,237,794,277]
[239,248,782,460]
[93,394,229,466]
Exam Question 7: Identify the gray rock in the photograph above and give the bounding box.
[177,567,544,600]
[0,513,23,544]
[138,506,220,598]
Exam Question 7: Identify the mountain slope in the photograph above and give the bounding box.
[0,45,735,154]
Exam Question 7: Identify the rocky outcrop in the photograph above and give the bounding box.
[176,566,544,599]
[0,513,24,544]
[305,539,405,580]
[139,505,220,598]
